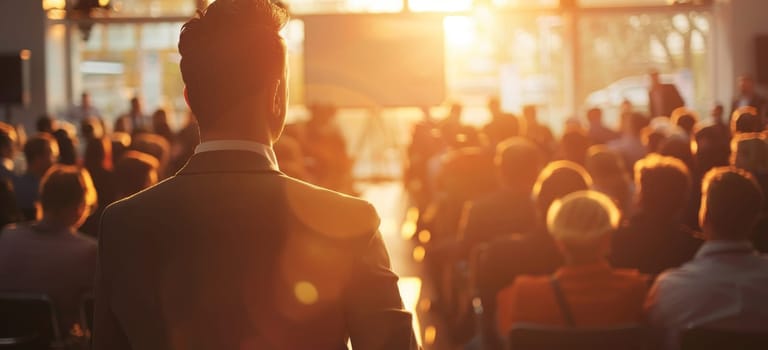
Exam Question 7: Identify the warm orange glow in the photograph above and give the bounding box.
[293,281,319,305]
[424,326,437,345]
[42,0,66,10]
[413,246,426,262]
[400,221,417,239]
[98,0,110,7]
[417,230,431,244]
[19,50,31,61]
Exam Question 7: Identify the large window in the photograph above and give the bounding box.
[578,11,712,127]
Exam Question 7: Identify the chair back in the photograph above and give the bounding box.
[508,325,651,350]
[0,293,60,350]
[681,328,768,350]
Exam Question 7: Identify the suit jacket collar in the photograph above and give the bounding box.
[177,150,282,176]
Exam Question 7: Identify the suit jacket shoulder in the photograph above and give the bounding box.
[281,176,380,240]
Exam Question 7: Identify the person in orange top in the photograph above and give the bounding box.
[496,191,649,336]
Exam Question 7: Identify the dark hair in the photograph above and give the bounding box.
[23,133,57,164]
[702,167,764,239]
[559,129,591,165]
[84,137,113,172]
[732,109,763,134]
[115,151,159,198]
[673,113,697,135]
[39,165,96,214]
[533,160,593,216]
[53,129,77,165]
[634,154,691,218]
[496,137,543,191]
[624,112,649,136]
[36,114,55,133]
[178,0,288,130]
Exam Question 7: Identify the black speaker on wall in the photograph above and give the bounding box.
[756,36,768,85]
[0,50,30,105]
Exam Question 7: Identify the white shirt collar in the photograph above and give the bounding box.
[194,140,279,171]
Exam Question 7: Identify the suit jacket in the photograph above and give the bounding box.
[93,150,418,350]
[649,84,685,118]
[731,94,767,121]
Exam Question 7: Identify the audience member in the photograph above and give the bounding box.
[458,138,542,253]
[14,134,59,220]
[558,128,591,165]
[0,165,97,337]
[53,128,78,165]
[113,150,159,200]
[648,69,685,118]
[131,133,171,179]
[646,167,768,349]
[731,106,763,135]
[80,137,116,236]
[497,191,647,333]
[116,96,150,134]
[608,112,649,170]
[610,154,702,275]
[93,1,417,348]
[585,145,633,215]
[670,107,698,138]
[586,107,619,145]
[730,74,766,121]
[0,122,17,181]
[36,114,56,134]
[523,104,555,156]
[483,98,521,148]
[695,104,731,175]
[473,160,591,350]
[67,91,102,124]
[152,108,174,143]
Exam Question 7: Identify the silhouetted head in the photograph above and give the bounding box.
[84,137,113,172]
[671,108,698,136]
[81,117,104,141]
[130,97,142,114]
[533,160,593,218]
[23,134,59,176]
[587,107,603,126]
[81,92,92,109]
[522,105,537,123]
[634,154,691,220]
[731,107,763,135]
[547,191,620,263]
[622,112,649,137]
[585,146,628,182]
[559,129,591,165]
[711,104,724,125]
[179,0,289,144]
[36,114,56,134]
[52,129,77,166]
[131,133,171,177]
[700,167,763,240]
[114,151,160,199]
[730,133,768,175]
[38,165,97,229]
[738,74,756,95]
[496,137,543,193]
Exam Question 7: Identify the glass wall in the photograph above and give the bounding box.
[578,10,712,127]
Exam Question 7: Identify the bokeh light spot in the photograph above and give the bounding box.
[294,281,319,305]
[413,246,426,262]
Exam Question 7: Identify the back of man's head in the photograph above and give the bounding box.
[533,160,593,216]
[701,167,763,240]
[731,107,763,134]
[36,114,55,133]
[179,0,288,133]
[115,151,160,199]
[24,134,58,169]
[587,107,602,125]
[39,165,97,225]
[634,154,691,219]
[496,137,542,192]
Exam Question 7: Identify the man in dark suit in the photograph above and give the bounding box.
[648,70,685,118]
[731,74,767,122]
[92,1,418,349]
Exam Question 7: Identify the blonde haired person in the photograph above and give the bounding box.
[497,191,648,334]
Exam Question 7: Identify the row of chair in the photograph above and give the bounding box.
[0,293,93,350]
